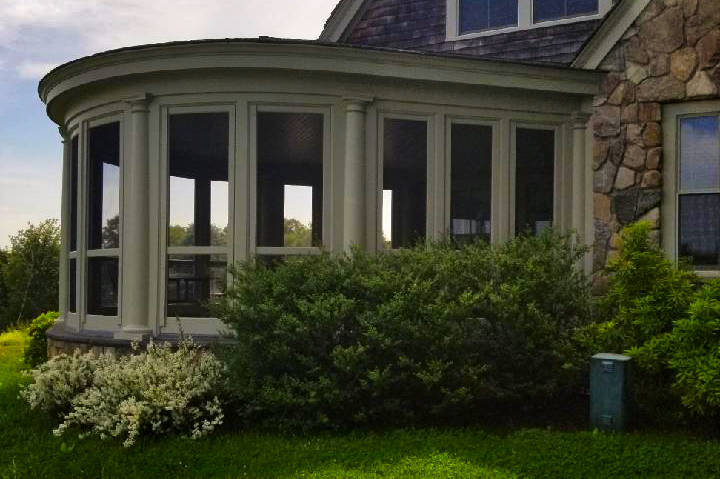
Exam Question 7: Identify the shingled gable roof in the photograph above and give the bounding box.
[320,0,649,67]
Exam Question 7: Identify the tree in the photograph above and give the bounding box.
[0,249,8,317]
[0,220,60,331]
[284,218,312,247]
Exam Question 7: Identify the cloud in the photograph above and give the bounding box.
[16,61,58,80]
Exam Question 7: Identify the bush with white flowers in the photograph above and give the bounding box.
[21,339,226,447]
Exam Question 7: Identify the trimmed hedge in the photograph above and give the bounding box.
[216,231,593,429]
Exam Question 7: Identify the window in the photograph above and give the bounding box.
[450,123,493,243]
[677,116,720,270]
[167,112,230,318]
[87,122,120,316]
[533,0,598,23]
[448,0,612,40]
[382,118,427,249]
[460,0,518,34]
[256,112,324,249]
[515,127,555,236]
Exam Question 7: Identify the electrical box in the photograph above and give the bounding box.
[590,353,632,432]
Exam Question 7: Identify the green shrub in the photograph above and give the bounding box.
[21,339,226,447]
[635,280,720,419]
[23,311,58,366]
[588,222,701,424]
[216,231,593,430]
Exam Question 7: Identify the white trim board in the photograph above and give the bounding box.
[572,0,651,70]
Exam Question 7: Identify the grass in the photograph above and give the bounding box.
[1,330,719,478]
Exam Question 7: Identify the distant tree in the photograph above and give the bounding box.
[102,215,120,248]
[284,218,312,247]
[0,249,8,314]
[168,223,228,247]
[0,220,60,331]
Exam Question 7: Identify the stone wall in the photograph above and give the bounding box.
[592,0,720,285]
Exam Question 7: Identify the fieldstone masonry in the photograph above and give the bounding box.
[592,0,720,286]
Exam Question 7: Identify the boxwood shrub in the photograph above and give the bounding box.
[216,231,593,430]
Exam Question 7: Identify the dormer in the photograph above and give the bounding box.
[321,0,618,65]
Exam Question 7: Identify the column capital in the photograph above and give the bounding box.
[126,93,152,113]
[343,97,373,112]
[58,126,69,142]
[571,111,592,130]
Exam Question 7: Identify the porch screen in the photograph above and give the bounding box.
[167,112,229,318]
[515,127,554,236]
[451,123,492,243]
[383,118,427,249]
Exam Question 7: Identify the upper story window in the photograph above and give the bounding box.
[449,0,613,40]
[533,0,599,23]
[460,0,518,34]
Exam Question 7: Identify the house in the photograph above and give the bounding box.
[41,0,720,355]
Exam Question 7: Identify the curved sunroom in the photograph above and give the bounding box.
[39,38,600,347]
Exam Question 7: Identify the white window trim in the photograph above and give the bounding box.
[662,101,720,279]
[248,103,333,257]
[158,103,236,332]
[446,0,614,42]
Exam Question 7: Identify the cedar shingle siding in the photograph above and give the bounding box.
[343,0,601,65]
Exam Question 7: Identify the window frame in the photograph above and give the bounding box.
[376,112,435,251]
[158,103,237,331]
[663,101,720,278]
[84,114,124,327]
[447,0,614,41]
[445,117,501,244]
[510,122,562,238]
[249,103,333,258]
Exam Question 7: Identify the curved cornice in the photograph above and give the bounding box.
[39,39,601,113]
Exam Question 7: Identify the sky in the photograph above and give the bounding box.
[0,0,340,247]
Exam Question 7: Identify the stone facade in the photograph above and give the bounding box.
[592,0,720,284]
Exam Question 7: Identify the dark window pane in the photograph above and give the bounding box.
[87,257,119,316]
[680,116,720,191]
[88,122,120,250]
[451,124,493,243]
[70,136,79,251]
[169,113,229,247]
[567,0,599,16]
[69,259,77,313]
[257,112,323,248]
[460,0,518,33]
[167,254,227,318]
[679,194,720,269]
[489,0,519,28]
[383,119,427,248]
[516,128,555,236]
[534,0,598,22]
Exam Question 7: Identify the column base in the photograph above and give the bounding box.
[113,328,153,341]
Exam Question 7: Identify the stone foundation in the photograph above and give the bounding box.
[46,323,234,358]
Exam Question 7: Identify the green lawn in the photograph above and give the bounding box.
[1,330,719,479]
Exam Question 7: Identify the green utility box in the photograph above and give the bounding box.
[590,353,632,432]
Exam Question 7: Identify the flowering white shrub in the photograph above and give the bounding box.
[21,339,226,447]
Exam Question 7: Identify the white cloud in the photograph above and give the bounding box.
[16,61,58,79]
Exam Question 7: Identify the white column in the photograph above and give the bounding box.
[343,99,371,251]
[117,94,152,339]
[58,127,70,323]
[571,112,591,241]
